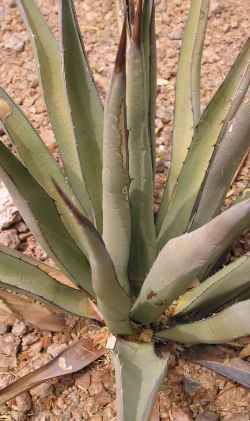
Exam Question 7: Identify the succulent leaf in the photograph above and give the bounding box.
[0,89,94,247]
[102,23,131,294]
[59,0,103,231]
[0,245,98,319]
[156,299,250,344]
[174,253,250,317]
[157,0,209,230]
[112,338,169,421]
[126,1,156,293]
[158,37,250,248]
[53,182,133,335]
[17,0,95,223]
[189,76,250,230]
[142,0,156,173]
[131,199,250,324]
[0,142,93,295]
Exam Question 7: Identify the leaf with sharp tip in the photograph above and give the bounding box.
[131,199,250,324]
[126,1,156,293]
[0,245,98,319]
[59,0,103,231]
[0,339,105,405]
[189,73,250,230]
[185,346,250,389]
[53,182,133,336]
[142,0,156,173]
[157,0,209,231]
[158,38,250,248]
[0,89,93,245]
[103,23,131,295]
[0,289,65,332]
[174,253,250,317]
[0,142,93,295]
[112,338,169,421]
[156,299,250,344]
[17,0,95,224]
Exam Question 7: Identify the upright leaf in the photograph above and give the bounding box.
[60,0,103,230]
[142,0,156,173]
[126,1,156,293]
[190,74,250,230]
[0,90,93,246]
[112,338,169,421]
[0,339,105,405]
[54,182,133,335]
[156,300,250,344]
[0,245,97,319]
[102,23,131,294]
[17,0,95,223]
[157,0,209,230]
[0,142,93,295]
[158,38,250,248]
[131,199,250,324]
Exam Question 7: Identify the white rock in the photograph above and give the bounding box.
[0,229,20,249]
[0,183,20,230]
[12,320,27,337]
[4,34,25,53]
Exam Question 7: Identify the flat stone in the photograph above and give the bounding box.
[0,229,20,249]
[47,343,67,358]
[0,183,20,230]
[22,332,39,348]
[12,320,27,337]
[168,28,183,40]
[0,372,14,389]
[4,34,25,52]
[13,392,32,413]
[0,354,17,369]
[0,333,20,356]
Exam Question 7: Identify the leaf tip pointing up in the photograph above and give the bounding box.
[133,0,143,46]
[115,19,127,73]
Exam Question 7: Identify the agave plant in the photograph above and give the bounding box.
[0,0,249,419]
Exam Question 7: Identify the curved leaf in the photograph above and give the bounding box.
[126,2,156,293]
[0,141,93,295]
[158,0,209,230]
[54,182,133,335]
[17,0,94,222]
[158,38,250,248]
[131,199,250,324]
[0,339,105,405]
[112,338,169,421]
[59,0,103,230]
[156,299,250,345]
[174,253,250,317]
[0,245,98,319]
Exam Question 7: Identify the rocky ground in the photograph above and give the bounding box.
[0,0,249,420]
